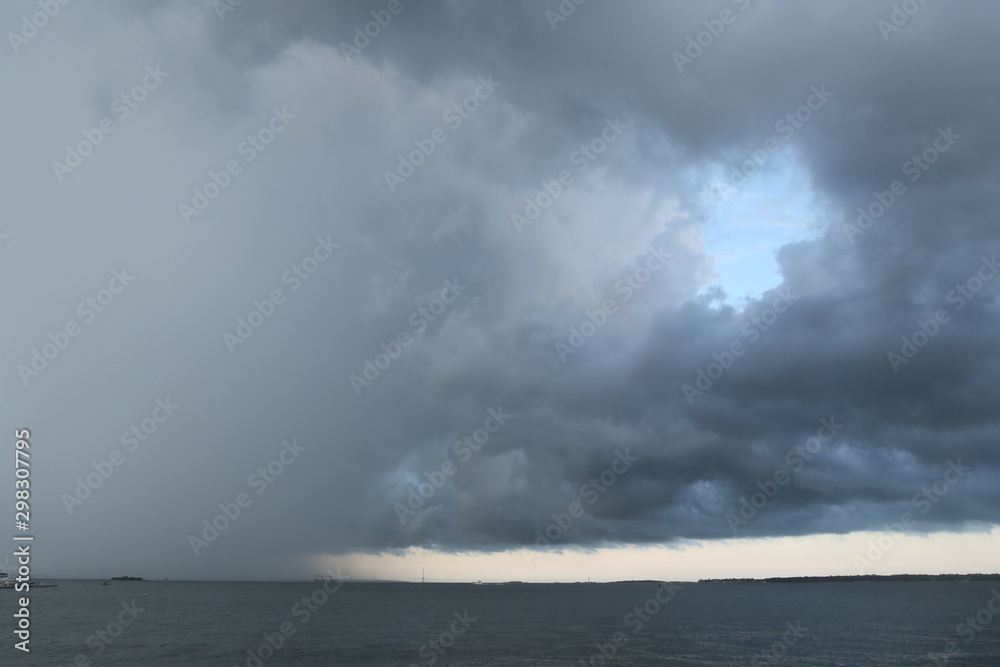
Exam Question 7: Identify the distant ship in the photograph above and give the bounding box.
[111,576,143,581]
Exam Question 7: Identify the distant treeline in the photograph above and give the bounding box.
[698,573,1000,583]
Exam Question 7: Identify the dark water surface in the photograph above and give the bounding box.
[3,580,1000,665]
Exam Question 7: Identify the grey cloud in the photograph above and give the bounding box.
[3,0,998,579]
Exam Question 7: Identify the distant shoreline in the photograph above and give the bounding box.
[17,573,1000,584]
[697,573,1000,583]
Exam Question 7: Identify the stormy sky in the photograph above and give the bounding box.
[3,0,999,581]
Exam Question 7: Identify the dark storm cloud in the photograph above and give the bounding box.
[3,0,998,578]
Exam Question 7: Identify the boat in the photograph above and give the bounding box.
[110,576,143,581]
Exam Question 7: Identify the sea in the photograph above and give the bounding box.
[3,580,1000,665]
